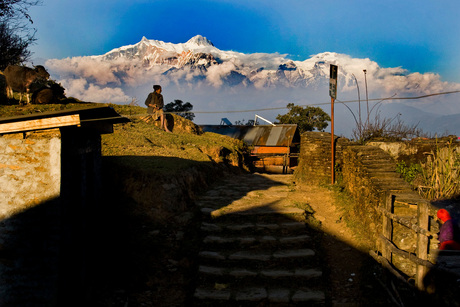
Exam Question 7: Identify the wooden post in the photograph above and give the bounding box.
[329,64,337,185]
[283,154,287,174]
[382,193,394,263]
[331,97,335,184]
[416,202,429,290]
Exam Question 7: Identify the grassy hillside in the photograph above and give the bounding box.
[104,104,252,174]
[0,102,253,175]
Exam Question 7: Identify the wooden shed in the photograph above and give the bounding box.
[200,124,300,173]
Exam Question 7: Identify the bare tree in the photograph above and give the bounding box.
[0,0,42,69]
[341,71,427,142]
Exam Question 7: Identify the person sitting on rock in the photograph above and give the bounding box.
[145,84,171,132]
[437,209,460,250]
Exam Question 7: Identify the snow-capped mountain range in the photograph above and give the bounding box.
[47,35,460,96]
[91,35,426,91]
[45,35,460,135]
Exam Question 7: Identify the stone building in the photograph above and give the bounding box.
[0,106,128,306]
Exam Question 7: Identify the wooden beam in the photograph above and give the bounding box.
[369,250,409,284]
[0,115,80,134]
[416,202,429,290]
[381,193,395,262]
[376,206,437,238]
[379,234,434,268]
[252,146,290,154]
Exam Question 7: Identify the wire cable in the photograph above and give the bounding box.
[85,90,460,121]
[168,90,460,115]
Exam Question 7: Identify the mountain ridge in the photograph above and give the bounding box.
[44,35,460,135]
[49,34,460,96]
[96,35,352,89]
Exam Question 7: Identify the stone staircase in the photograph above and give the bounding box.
[192,173,326,306]
[350,145,427,204]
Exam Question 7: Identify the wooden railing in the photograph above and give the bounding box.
[370,193,436,290]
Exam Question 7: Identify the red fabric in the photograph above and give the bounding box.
[440,240,460,250]
[437,209,452,222]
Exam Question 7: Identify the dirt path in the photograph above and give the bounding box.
[97,172,399,306]
[193,172,382,305]
[289,182,372,305]
[284,175,422,306]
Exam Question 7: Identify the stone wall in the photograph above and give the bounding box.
[0,130,61,218]
[0,127,103,306]
[296,132,442,277]
[0,130,62,305]
[294,132,349,185]
[368,136,460,163]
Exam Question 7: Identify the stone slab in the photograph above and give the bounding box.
[268,288,291,303]
[194,288,231,300]
[291,290,325,303]
[273,249,315,259]
[261,270,293,278]
[279,235,310,244]
[295,268,322,278]
[198,265,224,275]
[199,251,225,260]
[229,251,271,261]
[235,287,267,301]
[229,269,258,277]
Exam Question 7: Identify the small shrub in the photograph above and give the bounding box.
[396,161,422,184]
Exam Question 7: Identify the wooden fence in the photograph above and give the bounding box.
[369,192,437,290]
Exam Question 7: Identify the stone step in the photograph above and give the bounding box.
[193,286,325,304]
[200,205,306,217]
[202,234,311,246]
[198,248,315,262]
[196,267,323,290]
[201,221,306,233]
[198,265,322,279]
[360,158,396,165]
[194,174,326,305]
[362,166,398,174]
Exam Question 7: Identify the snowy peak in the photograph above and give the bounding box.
[102,35,217,62]
[186,35,214,47]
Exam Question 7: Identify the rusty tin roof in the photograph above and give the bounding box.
[200,124,299,147]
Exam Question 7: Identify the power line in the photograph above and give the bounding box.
[183,90,460,115]
[122,90,460,118]
[30,90,458,128]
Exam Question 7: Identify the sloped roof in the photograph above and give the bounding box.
[200,124,299,147]
[0,106,130,134]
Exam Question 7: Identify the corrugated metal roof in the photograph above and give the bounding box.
[201,124,299,147]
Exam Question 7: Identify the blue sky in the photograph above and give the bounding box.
[29,0,460,83]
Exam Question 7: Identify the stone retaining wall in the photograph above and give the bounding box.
[295,132,444,277]
[294,132,349,185]
[368,136,460,163]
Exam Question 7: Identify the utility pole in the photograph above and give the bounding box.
[364,69,369,120]
[329,64,338,184]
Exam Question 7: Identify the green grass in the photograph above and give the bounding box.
[0,102,252,176]
[0,101,98,117]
